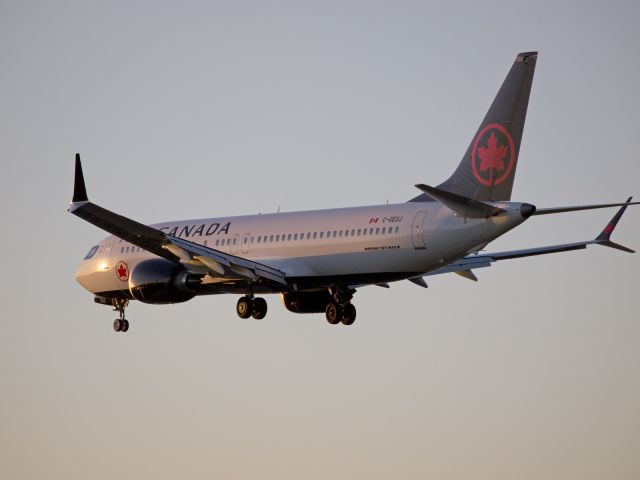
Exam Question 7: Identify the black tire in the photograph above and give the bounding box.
[341,303,356,325]
[121,319,130,332]
[236,297,253,319]
[113,319,122,332]
[325,302,341,325]
[252,297,267,320]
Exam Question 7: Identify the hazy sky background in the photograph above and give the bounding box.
[1,1,639,479]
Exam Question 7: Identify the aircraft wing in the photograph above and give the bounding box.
[424,198,634,280]
[68,155,287,285]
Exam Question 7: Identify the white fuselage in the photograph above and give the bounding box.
[76,201,528,295]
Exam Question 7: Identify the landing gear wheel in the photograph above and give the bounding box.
[341,303,356,325]
[113,318,130,333]
[236,297,254,319]
[325,302,341,325]
[111,299,129,333]
[252,297,268,320]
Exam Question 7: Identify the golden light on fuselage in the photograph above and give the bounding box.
[97,262,109,272]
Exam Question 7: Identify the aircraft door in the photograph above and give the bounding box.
[241,233,250,254]
[230,234,240,254]
[411,211,428,249]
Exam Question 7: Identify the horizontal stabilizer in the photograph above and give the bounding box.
[415,184,504,218]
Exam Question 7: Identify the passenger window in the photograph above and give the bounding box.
[382,227,386,234]
[276,235,280,242]
[270,235,274,242]
[344,230,349,237]
[313,232,317,239]
[351,229,355,236]
[320,232,324,239]
[357,229,362,236]
[332,231,337,238]
[216,239,220,246]
[294,233,298,240]
[395,226,399,233]
[376,228,380,235]
[369,228,374,235]
[120,247,124,254]
[287,234,291,241]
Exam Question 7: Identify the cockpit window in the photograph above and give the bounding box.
[84,245,99,260]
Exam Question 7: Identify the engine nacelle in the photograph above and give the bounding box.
[281,291,332,314]
[128,259,197,304]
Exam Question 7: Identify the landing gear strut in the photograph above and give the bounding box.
[236,296,268,320]
[325,287,357,326]
[112,299,130,333]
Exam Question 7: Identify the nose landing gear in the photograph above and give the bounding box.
[112,299,130,333]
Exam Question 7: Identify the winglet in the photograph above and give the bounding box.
[595,197,635,253]
[72,153,88,203]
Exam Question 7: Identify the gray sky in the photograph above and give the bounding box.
[2,1,639,479]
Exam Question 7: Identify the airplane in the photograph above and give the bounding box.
[69,51,638,333]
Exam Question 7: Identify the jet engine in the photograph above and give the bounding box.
[281,291,332,314]
[128,259,198,304]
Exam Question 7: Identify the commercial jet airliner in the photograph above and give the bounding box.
[70,52,638,332]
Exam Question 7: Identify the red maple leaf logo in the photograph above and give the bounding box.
[602,223,615,236]
[477,131,508,173]
[116,262,128,281]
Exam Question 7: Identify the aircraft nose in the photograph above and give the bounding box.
[520,203,536,218]
[75,263,92,291]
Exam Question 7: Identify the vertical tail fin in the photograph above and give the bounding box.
[413,51,537,202]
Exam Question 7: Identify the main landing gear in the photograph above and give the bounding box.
[325,287,357,326]
[236,296,268,320]
[112,299,130,333]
